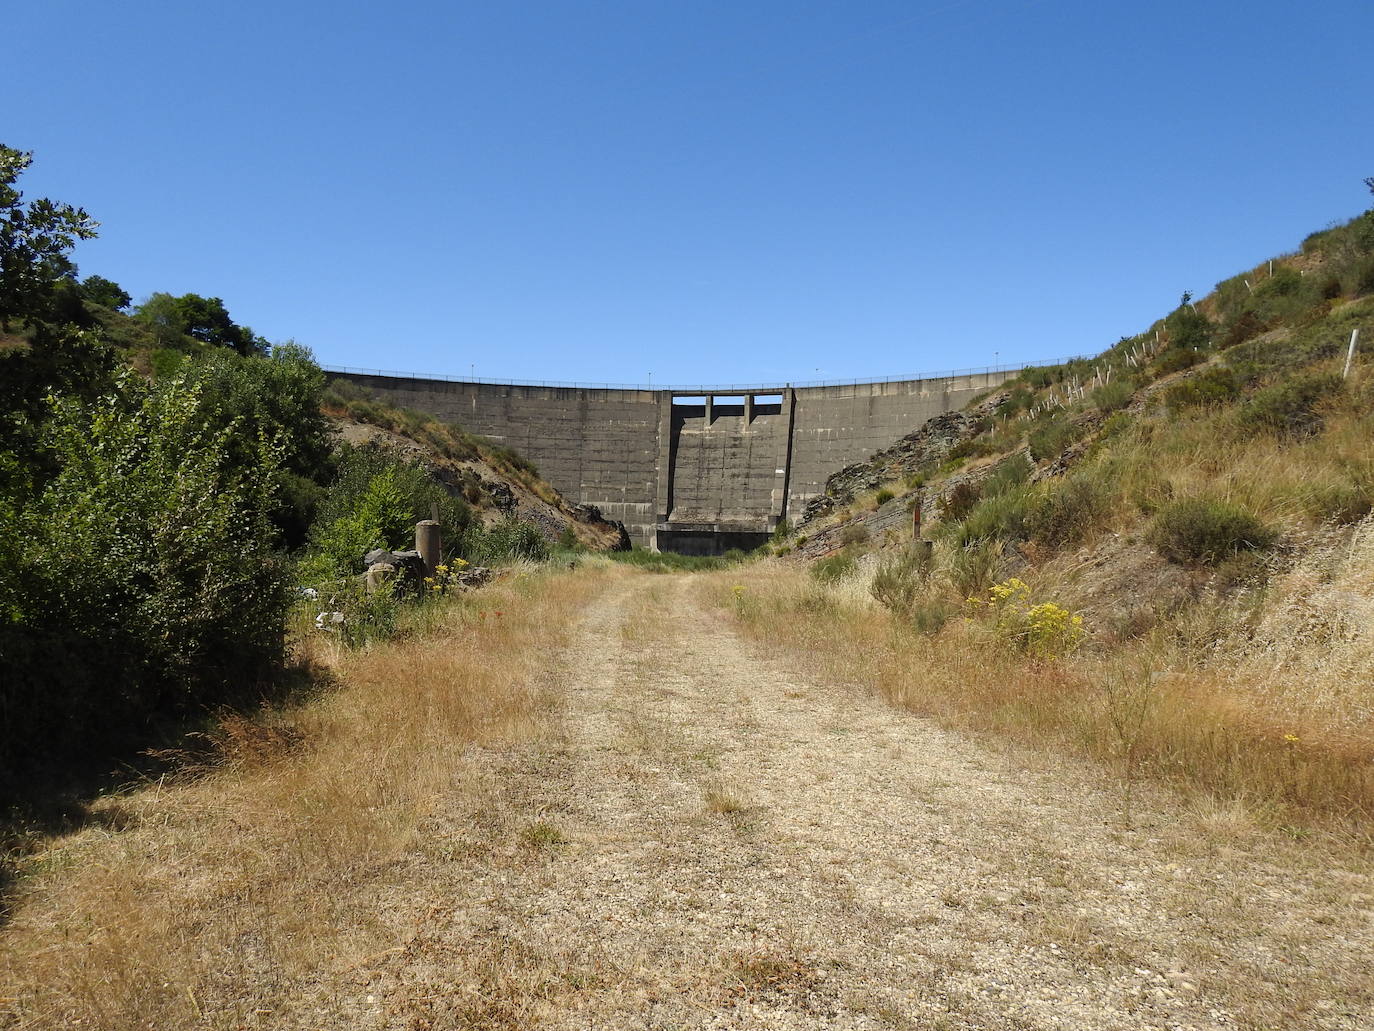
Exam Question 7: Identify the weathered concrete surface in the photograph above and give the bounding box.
[328,371,1018,550]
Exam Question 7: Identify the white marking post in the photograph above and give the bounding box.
[1344,328,1360,380]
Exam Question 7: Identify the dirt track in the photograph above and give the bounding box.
[352,573,1372,1030]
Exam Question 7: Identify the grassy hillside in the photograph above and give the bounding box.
[753,206,1374,828]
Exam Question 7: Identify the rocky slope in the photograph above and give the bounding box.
[333,416,630,551]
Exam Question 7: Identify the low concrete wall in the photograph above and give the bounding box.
[328,369,1018,550]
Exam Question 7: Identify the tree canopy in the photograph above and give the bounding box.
[79,274,132,310]
[137,290,268,356]
[0,145,98,329]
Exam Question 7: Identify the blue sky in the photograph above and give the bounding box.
[11,0,1374,386]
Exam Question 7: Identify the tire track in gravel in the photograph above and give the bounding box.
[373,572,1373,1031]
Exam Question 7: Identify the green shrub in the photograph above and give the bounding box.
[972,577,1085,660]
[1239,371,1342,437]
[461,519,550,564]
[1097,411,1133,443]
[1164,367,1240,409]
[909,597,956,635]
[330,578,401,648]
[811,552,856,584]
[947,437,993,462]
[1000,386,1035,415]
[1,374,289,782]
[874,487,896,506]
[310,466,413,577]
[955,486,1036,546]
[1028,416,1081,462]
[770,517,792,542]
[149,347,186,379]
[722,547,747,563]
[1339,253,1374,298]
[1152,346,1206,376]
[870,545,934,615]
[1221,310,1268,349]
[1164,302,1214,352]
[948,538,1007,598]
[310,443,472,569]
[1090,378,1134,413]
[1027,476,1114,548]
[1147,498,1277,566]
[981,455,1032,498]
[839,523,870,547]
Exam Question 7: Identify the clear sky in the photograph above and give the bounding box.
[11,0,1374,387]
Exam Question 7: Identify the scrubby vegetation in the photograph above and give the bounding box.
[0,145,581,801]
[759,189,1374,828]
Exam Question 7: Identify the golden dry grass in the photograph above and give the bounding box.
[0,566,604,1030]
[1095,375,1374,530]
[703,529,1374,832]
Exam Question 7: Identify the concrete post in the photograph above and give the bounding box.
[704,395,713,424]
[415,520,441,579]
[745,394,754,422]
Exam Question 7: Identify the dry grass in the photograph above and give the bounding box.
[1097,383,1374,528]
[702,781,749,816]
[703,529,1374,832]
[0,566,605,1030]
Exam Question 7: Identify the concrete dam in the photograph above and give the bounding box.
[328,368,1020,552]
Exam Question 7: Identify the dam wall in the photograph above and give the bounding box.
[328,368,1019,551]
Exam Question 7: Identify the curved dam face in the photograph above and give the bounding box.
[328,370,1018,552]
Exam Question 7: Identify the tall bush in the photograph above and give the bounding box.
[0,373,290,781]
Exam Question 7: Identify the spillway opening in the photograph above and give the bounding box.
[751,393,783,416]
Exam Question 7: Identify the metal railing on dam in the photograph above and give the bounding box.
[321,354,1091,394]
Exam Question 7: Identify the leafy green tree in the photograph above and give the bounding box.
[135,291,190,348]
[1163,296,1213,353]
[135,291,267,356]
[79,274,132,310]
[0,145,112,484]
[0,145,98,329]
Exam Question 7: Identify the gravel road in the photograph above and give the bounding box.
[362,573,1372,1031]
